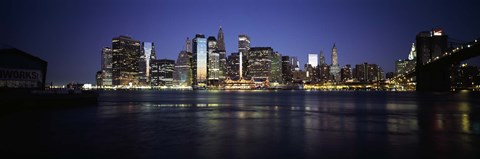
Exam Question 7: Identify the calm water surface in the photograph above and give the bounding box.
[1,90,480,158]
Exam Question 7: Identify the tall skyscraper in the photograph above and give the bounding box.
[308,53,318,67]
[270,52,283,83]
[330,44,340,81]
[408,43,416,60]
[111,35,142,86]
[354,63,379,82]
[217,26,227,81]
[319,51,325,65]
[282,56,293,84]
[207,36,220,85]
[173,50,192,86]
[139,42,156,85]
[247,47,272,81]
[192,34,207,88]
[217,26,225,51]
[185,37,192,53]
[238,35,250,78]
[100,47,112,86]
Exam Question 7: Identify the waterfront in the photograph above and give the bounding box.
[1,90,480,158]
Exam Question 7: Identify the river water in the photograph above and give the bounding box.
[1,90,480,158]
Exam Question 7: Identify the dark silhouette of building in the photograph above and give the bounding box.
[151,59,175,86]
[282,56,293,84]
[0,48,48,90]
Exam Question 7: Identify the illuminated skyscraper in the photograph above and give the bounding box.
[308,53,318,67]
[192,34,207,88]
[247,47,272,81]
[226,52,240,79]
[100,47,112,86]
[238,35,250,78]
[111,35,142,86]
[270,51,283,83]
[150,59,175,86]
[330,44,340,81]
[217,26,227,80]
[139,42,156,85]
[207,36,220,85]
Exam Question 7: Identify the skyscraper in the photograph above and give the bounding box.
[217,27,227,81]
[282,56,293,84]
[247,47,272,81]
[150,59,175,86]
[100,47,112,86]
[290,56,300,71]
[207,36,220,85]
[308,53,318,67]
[238,35,250,78]
[139,42,156,85]
[330,44,340,81]
[185,37,192,53]
[226,52,240,79]
[173,50,192,86]
[319,50,325,65]
[192,34,207,88]
[270,52,283,83]
[416,28,448,65]
[111,35,142,86]
[354,63,379,82]
[340,64,352,82]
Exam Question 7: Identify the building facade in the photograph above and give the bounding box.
[192,34,207,88]
[111,35,142,86]
[150,59,175,86]
[207,36,220,86]
[173,50,192,86]
[270,52,283,83]
[238,35,250,78]
[247,47,272,81]
[100,47,112,86]
[330,44,340,81]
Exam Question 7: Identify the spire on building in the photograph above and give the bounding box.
[408,43,416,60]
[217,26,225,51]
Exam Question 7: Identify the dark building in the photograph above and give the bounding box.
[247,47,272,81]
[227,52,240,79]
[281,56,293,84]
[452,64,479,90]
[112,35,142,86]
[415,28,449,91]
[354,63,379,82]
[238,35,250,78]
[0,48,48,90]
[96,71,102,86]
[340,64,352,82]
[386,72,395,80]
[150,59,175,86]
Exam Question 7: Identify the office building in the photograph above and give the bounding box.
[270,52,283,83]
[238,35,250,78]
[139,42,156,85]
[227,52,240,79]
[111,35,142,86]
[192,34,207,88]
[354,63,379,82]
[100,47,112,86]
[217,27,227,80]
[340,64,352,82]
[330,44,340,81]
[207,36,220,85]
[308,53,318,68]
[247,47,272,81]
[150,59,175,86]
[173,50,192,86]
[282,56,293,84]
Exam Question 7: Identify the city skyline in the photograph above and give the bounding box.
[2,0,480,84]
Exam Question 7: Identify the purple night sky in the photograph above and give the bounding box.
[1,0,480,84]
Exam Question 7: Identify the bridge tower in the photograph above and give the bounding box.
[415,28,450,91]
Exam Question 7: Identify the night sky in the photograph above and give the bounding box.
[1,0,480,84]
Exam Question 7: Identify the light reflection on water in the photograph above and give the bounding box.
[1,90,480,158]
